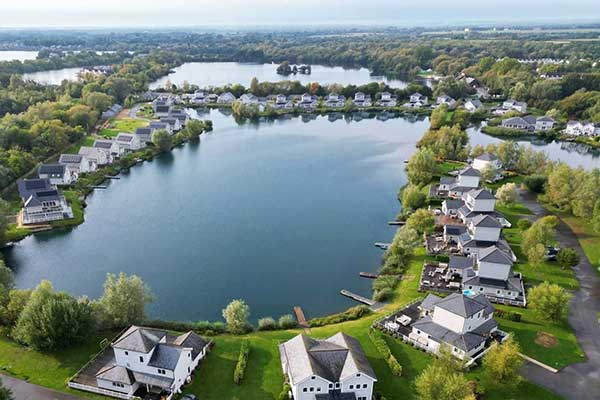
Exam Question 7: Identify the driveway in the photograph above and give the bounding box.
[518,190,600,400]
[0,374,82,400]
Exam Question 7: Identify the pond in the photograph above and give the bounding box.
[22,67,82,85]
[0,51,38,62]
[149,62,409,90]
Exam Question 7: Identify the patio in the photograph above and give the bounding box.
[419,262,462,294]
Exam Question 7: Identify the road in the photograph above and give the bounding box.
[0,374,82,400]
[518,190,600,400]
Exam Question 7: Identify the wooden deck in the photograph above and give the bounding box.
[294,306,310,333]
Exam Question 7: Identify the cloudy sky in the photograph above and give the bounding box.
[2,0,600,27]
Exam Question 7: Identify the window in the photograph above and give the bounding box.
[188,367,190,373]
[507,291,512,296]
[317,387,321,392]
[311,376,316,380]
[350,385,354,389]
[124,351,128,356]
[480,287,484,291]
[329,384,333,389]
[310,387,314,392]
[468,286,472,290]
[497,290,501,294]
[363,384,367,389]
[356,373,361,377]
[336,383,340,388]
[139,356,144,363]
[303,388,307,393]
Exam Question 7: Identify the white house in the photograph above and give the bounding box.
[436,95,456,109]
[535,116,556,131]
[79,146,112,166]
[410,93,428,103]
[217,92,236,104]
[464,99,482,113]
[134,127,154,144]
[94,139,121,158]
[115,133,144,152]
[325,93,346,108]
[169,109,190,127]
[91,326,210,398]
[59,153,97,177]
[191,90,206,104]
[279,333,377,400]
[240,93,259,105]
[297,93,317,109]
[149,121,173,136]
[409,293,501,360]
[38,164,74,185]
[17,178,73,225]
[472,153,502,172]
[564,121,600,137]
[376,92,397,107]
[449,166,481,197]
[462,188,496,213]
[467,214,502,242]
[160,117,182,132]
[502,99,527,113]
[353,92,372,108]
[501,115,554,132]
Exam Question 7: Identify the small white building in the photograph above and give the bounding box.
[79,146,112,166]
[353,92,372,108]
[217,92,236,104]
[464,99,482,113]
[472,153,502,173]
[115,133,144,152]
[564,121,600,137]
[325,93,346,108]
[240,93,259,105]
[502,99,527,113]
[376,92,397,107]
[410,93,428,103]
[59,153,97,179]
[279,333,377,400]
[467,214,502,242]
[436,95,456,109]
[94,139,122,158]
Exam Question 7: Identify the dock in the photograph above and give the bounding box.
[388,221,405,226]
[359,272,379,279]
[105,175,120,179]
[340,290,385,311]
[294,306,310,333]
[92,185,108,189]
[374,242,391,250]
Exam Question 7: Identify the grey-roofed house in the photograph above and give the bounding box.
[17,178,73,225]
[72,326,211,399]
[135,127,153,144]
[79,146,112,166]
[149,121,173,136]
[169,108,190,126]
[115,133,144,152]
[279,332,377,400]
[408,293,505,360]
[38,163,73,185]
[59,153,97,179]
[94,139,121,158]
[160,117,181,132]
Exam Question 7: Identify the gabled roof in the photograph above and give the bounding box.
[421,293,442,310]
[59,154,83,164]
[466,188,495,200]
[94,139,114,149]
[148,344,183,370]
[478,246,513,265]
[172,331,210,359]
[279,333,376,386]
[470,214,502,228]
[448,255,475,270]
[475,152,498,162]
[115,133,135,143]
[96,364,134,385]
[38,163,65,177]
[458,166,480,177]
[135,127,152,135]
[434,293,494,318]
[112,326,166,353]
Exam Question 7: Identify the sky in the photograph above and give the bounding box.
[2,0,600,28]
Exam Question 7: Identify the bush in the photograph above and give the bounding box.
[494,309,522,322]
[278,314,297,329]
[517,219,532,231]
[233,340,250,385]
[557,247,581,268]
[308,305,371,327]
[278,383,291,400]
[368,330,402,376]
[373,288,394,302]
[257,317,278,331]
[524,174,547,193]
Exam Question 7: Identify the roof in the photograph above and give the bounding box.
[112,326,166,353]
[443,199,464,210]
[478,246,513,265]
[94,140,114,149]
[470,214,502,229]
[58,154,83,164]
[444,225,467,236]
[411,316,493,352]
[434,293,494,318]
[96,365,134,385]
[537,116,555,122]
[279,333,376,385]
[466,188,495,200]
[115,133,135,143]
[475,152,498,162]
[17,178,56,202]
[149,122,169,129]
[148,344,183,370]
[448,255,475,270]
[420,293,442,310]
[463,275,522,292]
[38,164,65,177]
[458,166,480,177]
[440,176,455,185]
[316,393,357,400]
[131,371,173,389]
[172,331,210,359]
[135,127,152,135]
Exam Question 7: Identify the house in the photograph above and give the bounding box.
[160,117,182,132]
[115,133,144,152]
[409,293,504,360]
[94,139,121,158]
[353,92,372,108]
[217,92,236,104]
[149,121,173,136]
[102,104,123,120]
[436,95,456,109]
[467,214,502,242]
[438,166,481,198]
[169,109,190,127]
[191,91,206,104]
[38,164,74,185]
[325,93,346,108]
[152,100,172,118]
[501,115,555,132]
[464,99,482,113]
[88,326,210,398]
[536,116,556,131]
[239,93,259,105]
[472,153,502,172]
[297,93,317,109]
[410,93,428,103]
[17,178,73,225]
[135,127,154,144]
[79,146,112,166]
[59,153,97,179]
[279,333,377,400]
[564,121,600,137]
[501,99,527,113]
[206,93,218,103]
[376,92,397,107]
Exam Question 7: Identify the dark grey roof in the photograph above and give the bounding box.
[17,178,60,205]
[444,225,467,236]
[112,326,166,353]
[131,371,173,389]
[148,344,182,370]
[458,166,480,177]
[420,293,442,310]
[470,214,502,228]
[478,246,513,265]
[94,140,114,149]
[443,199,464,210]
[38,164,65,177]
[59,154,83,164]
[411,316,489,352]
[434,293,494,318]
[463,275,522,292]
[440,176,455,185]
[95,365,134,385]
[135,127,152,135]
[475,152,498,162]
[149,122,169,130]
[467,188,495,200]
[279,333,376,385]
[448,256,475,270]
[115,133,135,143]
[316,392,357,400]
[172,331,210,359]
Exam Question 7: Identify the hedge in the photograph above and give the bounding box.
[368,330,402,376]
[308,305,372,328]
[495,309,522,322]
[233,340,250,385]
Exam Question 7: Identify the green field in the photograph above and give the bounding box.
[560,214,600,276]
[98,118,147,138]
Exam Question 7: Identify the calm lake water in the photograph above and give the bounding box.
[149,62,408,90]
[0,51,38,62]
[22,67,82,85]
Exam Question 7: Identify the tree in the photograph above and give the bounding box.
[593,198,600,233]
[415,362,472,400]
[406,208,435,235]
[223,299,251,334]
[496,141,522,171]
[517,219,532,231]
[278,314,297,329]
[571,169,600,218]
[400,184,426,211]
[257,317,277,331]
[556,248,580,269]
[182,119,205,140]
[0,377,13,400]
[83,91,114,112]
[430,104,448,130]
[495,182,518,205]
[526,243,547,268]
[152,129,172,152]
[250,77,260,95]
[1,289,31,327]
[528,282,572,322]
[524,174,547,193]
[406,148,437,186]
[98,273,153,328]
[480,164,497,183]
[522,216,557,267]
[418,125,469,161]
[482,337,523,385]
[546,164,577,211]
[13,281,94,350]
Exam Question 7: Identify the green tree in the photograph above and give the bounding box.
[480,164,497,182]
[406,208,435,235]
[406,148,437,186]
[418,125,469,161]
[495,182,517,205]
[415,361,472,400]
[182,119,205,140]
[528,282,572,322]
[546,164,577,211]
[278,314,297,329]
[482,337,523,386]
[524,174,547,193]
[400,184,426,211]
[98,272,153,328]
[223,299,251,334]
[257,317,277,331]
[593,198,600,233]
[13,281,94,350]
[526,243,547,268]
[152,129,172,152]
[556,248,580,269]
[430,104,448,130]
[571,169,600,218]
[1,289,31,327]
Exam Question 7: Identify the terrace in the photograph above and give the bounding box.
[418,262,463,294]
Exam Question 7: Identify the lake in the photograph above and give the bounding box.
[22,67,82,85]
[0,51,38,62]
[149,62,408,90]
[5,110,428,322]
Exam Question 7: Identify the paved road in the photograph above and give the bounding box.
[518,190,600,400]
[0,374,82,400]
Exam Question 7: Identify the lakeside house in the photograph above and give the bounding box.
[94,139,121,159]
[217,92,236,104]
[239,93,259,105]
[325,93,346,108]
[59,153,98,178]
[102,104,123,120]
[160,117,182,132]
[17,178,73,225]
[376,92,397,107]
[437,166,481,198]
[149,121,173,136]
[191,90,206,104]
[115,133,144,153]
[564,121,600,137]
[403,92,428,109]
[436,95,456,109]
[464,99,483,113]
[493,99,527,115]
[134,127,154,144]
[279,333,377,400]
[501,115,555,132]
[70,326,210,399]
[297,93,317,109]
[38,163,74,186]
[169,109,190,126]
[353,92,372,108]
[152,99,172,118]
[79,146,112,166]
[472,153,502,173]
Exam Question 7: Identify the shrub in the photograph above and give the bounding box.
[368,330,402,376]
[257,317,277,331]
[494,309,522,322]
[233,340,250,385]
[308,305,371,327]
[524,174,547,193]
[557,247,581,268]
[373,288,394,302]
[278,314,297,329]
[517,219,532,231]
[277,383,291,400]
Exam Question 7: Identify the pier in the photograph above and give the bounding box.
[388,221,405,226]
[92,185,108,189]
[374,242,391,250]
[294,306,310,333]
[340,290,385,310]
[359,272,379,279]
[104,175,120,179]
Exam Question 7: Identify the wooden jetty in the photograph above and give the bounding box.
[340,290,386,311]
[92,185,108,189]
[359,272,379,279]
[388,221,405,226]
[374,242,391,250]
[294,306,310,332]
[105,175,120,179]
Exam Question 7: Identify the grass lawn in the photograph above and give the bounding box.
[99,118,148,138]
[437,160,465,176]
[4,224,30,243]
[560,214,600,276]
[65,136,96,154]
[49,190,84,228]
